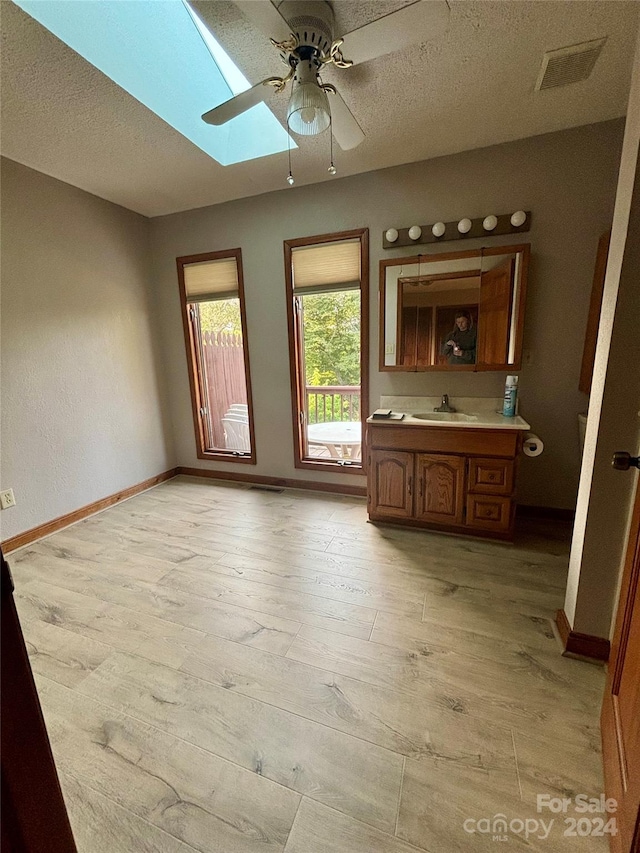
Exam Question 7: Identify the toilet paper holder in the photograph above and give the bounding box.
[523,433,544,457]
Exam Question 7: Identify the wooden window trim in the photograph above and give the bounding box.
[177,248,257,464]
[284,229,369,476]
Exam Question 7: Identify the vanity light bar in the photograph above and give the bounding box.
[382,211,531,249]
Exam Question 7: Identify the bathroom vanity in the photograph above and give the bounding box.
[366,398,530,540]
[371,241,532,540]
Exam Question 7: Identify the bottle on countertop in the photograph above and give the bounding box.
[503,375,518,417]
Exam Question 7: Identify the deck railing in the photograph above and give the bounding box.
[306,385,361,424]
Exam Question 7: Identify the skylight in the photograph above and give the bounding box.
[15,0,294,166]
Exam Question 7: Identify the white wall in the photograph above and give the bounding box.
[564,32,640,639]
[150,121,623,508]
[0,158,175,541]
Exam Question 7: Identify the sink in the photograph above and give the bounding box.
[411,412,478,422]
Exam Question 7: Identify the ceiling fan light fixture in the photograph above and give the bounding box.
[287,81,331,136]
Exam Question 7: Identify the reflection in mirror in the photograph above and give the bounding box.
[381,245,528,371]
[478,251,522,366]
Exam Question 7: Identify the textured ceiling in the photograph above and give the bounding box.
[1,0,638,217]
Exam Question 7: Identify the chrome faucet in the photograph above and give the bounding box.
[434,394,456,413]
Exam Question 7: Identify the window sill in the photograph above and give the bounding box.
[197,449,256,465]
[295,459,365,476]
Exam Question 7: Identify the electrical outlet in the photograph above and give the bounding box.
[0,488,16,510]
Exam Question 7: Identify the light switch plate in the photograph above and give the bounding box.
[0,488,16,510]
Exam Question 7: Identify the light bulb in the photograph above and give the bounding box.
[286,173,294,186]
[301,107,316,125]
[287,75,331,136]
[385,228,399,243]
[408,225,422,241]
[510,210,527,227]
[458,218,472,234]
[432,222,446,238]
[328,163,337,175]
[483,215,498,231]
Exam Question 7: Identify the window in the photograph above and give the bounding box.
[284,230,369,473]
[15,0,293,166]
[177,250,256,463]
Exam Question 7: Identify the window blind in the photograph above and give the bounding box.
[292,239,361,294]
[184,257,239,302]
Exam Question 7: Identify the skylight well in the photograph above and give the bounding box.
[15,0,295,166]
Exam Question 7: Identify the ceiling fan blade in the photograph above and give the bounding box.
[233,0,292,43]
[328,90,365,151]
[340,0,450,67]
[202,81,271,125]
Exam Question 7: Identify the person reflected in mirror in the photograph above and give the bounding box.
[443,311,477,364]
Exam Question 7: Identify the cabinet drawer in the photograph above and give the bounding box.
[468,458,514,495]
[368,425,519,457]
[466,494,512,531]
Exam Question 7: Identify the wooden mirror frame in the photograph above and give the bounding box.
[379,243,530,372]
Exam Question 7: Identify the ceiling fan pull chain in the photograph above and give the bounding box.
[286,117,295,186]
[328,115,337,176]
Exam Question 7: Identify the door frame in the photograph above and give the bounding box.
[601,477,640,852]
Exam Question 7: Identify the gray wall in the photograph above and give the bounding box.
[151,120,624,509]
[0,158,175,540]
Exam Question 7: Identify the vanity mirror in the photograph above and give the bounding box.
[379,244,529,371]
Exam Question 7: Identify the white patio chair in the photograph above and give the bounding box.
[222,416,251,452]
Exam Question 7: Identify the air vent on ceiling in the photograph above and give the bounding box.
[535,38,607,92]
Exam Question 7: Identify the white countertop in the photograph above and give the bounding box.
[367,396,531,431]
[367,413,530,430]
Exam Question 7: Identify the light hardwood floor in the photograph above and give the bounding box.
[10,476,607,852]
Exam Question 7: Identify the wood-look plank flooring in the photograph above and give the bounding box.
[11,476,607,852]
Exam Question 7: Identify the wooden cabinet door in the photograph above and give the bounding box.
[369,450,414,518]
[401,306,433,367]
[415,454,465,525]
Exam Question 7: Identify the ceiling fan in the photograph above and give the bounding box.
[201,0,450,151]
